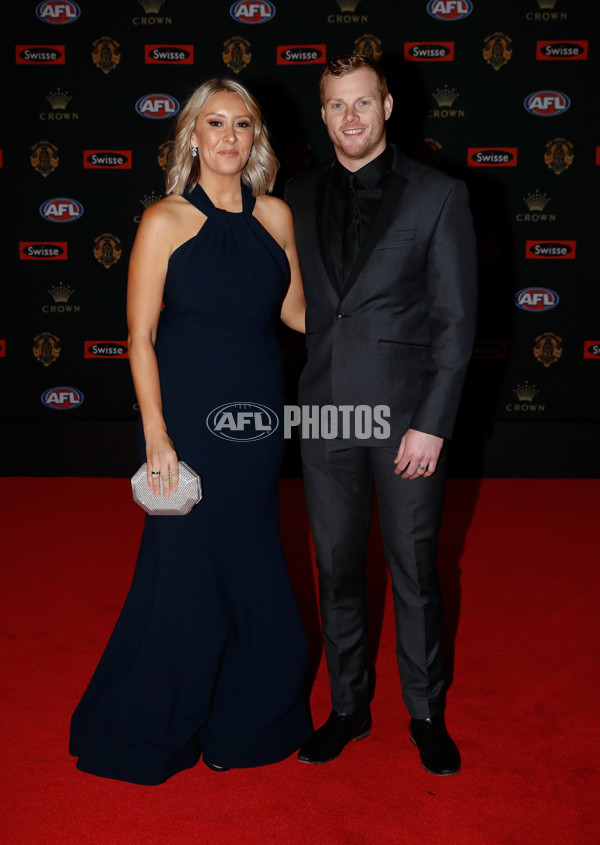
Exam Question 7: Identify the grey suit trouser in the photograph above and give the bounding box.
[302,443,448,720]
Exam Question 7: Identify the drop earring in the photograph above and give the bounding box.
[191,145,198,157]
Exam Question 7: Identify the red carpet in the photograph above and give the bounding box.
[1,478,598,844]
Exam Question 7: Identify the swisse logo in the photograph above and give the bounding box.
[404,42,454,61]
[537,40,588,60]
[427,0,473,21]
[524,90,570,116]
[471,340,507,359]
[41,386,83,410]
[15,45,65,64]
[19,241,67,260]
[36,2,81,24]
[135,93,179,119]
[84,341,128,358]
[40,198,83,222]
[230,1,276,24]
[526,240,576,259]
[207,402,279,441]
[277,45,326,65]
[584,342,600,359]
[468,147,517,166]
[83,150,132,169]
[515,287,559,311]
[145,44,194,64]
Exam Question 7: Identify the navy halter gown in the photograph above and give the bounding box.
[69,184,311,784]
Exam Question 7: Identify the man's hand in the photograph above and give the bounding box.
[393,429,444,479]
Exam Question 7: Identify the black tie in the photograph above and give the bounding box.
[342,172,361,285]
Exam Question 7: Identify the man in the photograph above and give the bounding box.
[285,54,477,775]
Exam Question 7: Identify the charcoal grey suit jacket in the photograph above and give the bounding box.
[285,145,478,456]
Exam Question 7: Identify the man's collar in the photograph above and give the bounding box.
[334,145,393,189]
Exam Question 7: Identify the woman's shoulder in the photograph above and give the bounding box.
[254,194,293,228]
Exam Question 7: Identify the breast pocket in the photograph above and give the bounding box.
[375,228,418,250]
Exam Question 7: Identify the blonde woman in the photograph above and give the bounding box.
[70,79,310,783]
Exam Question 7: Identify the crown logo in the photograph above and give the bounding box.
[536,0,558,8]
[513,382,540,402]
[523,190,551,212]
[432,86,459,107]
[46,88,71,110]
[140,191,162,208]
[335,0,363,11]
[49,284,73,303]
[138,0,166,12]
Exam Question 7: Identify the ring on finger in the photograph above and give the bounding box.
[150,470,161,477]
[417,464,427,471]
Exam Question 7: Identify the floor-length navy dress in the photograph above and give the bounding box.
[69,184,311,785]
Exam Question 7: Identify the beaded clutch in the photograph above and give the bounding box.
[131,461,203,516]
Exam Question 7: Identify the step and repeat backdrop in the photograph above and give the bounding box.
[3,0,598,473]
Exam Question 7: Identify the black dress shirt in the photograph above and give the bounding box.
[327,145,394,288]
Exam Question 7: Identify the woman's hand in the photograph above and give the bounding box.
[145,432,179,498]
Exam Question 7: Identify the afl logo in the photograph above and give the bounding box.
[515,288,559,312]
[41,386,84,410]
[40,198,83,222]
[524,90,570,117]
[207,402,279,442]
[427,0,473,21]
[135,94,180,119]
[230,2,276,24]
[36,2,80,24]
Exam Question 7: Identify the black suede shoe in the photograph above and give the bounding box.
[409,715,461,775]
[297,708,371,764]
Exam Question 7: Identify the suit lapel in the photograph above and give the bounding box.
[342,169,409,298]
[315,165,342,297]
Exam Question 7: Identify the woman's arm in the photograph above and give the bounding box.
[255,195,306,334]
[126,200,179,497]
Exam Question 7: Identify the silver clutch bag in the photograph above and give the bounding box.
[131,461,203,516]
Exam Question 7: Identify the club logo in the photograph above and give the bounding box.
[41,387,84,409]
[533,332,562,367]
[92,36,121,74]
[583,342,600,359]
[135,93,179,119]
[84,341,128,359]
[483,32,512,70]
[222,37,252,74]
[20,241,68,260]
[16,45,65,64]
[537,40,588,60]
[515,287,559,311]
[40,198,83,222]
[354,34,383,61]
[230,2,276,24]
[524,90,570,116]
[427,1,473,21]
[404,42,454,61]
[526,240,575,259]
[31,141,59,177]
[207,402,279,441]
[36,2,80,24]
[33,332,61,366]
[277,45,326,65]
[158,140,174,172]
[544,137,573,174]
[468,147,517,166]
[145,44,194,63]
[83,150,132,169]
[93,233,122,268]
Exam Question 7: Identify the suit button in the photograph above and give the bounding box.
[337,312,345,319]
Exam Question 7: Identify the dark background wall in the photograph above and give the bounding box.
[2,0,598,477]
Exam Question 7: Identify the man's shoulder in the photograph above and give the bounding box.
[391,146,464,194]
[284,162,331,203]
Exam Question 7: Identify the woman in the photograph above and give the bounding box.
[69,79,311,784]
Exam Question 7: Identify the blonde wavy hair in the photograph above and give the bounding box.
[166,78,279,197]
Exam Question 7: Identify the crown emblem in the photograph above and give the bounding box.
[432,86,459,107]
[335,0,363,10]
[523,190,551,212]
[513,382,540,402]
[49,284,73,303]
[138,0,166,12]
[46,88,71,110]
[536,0,558,9]
[140,191,162,208]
